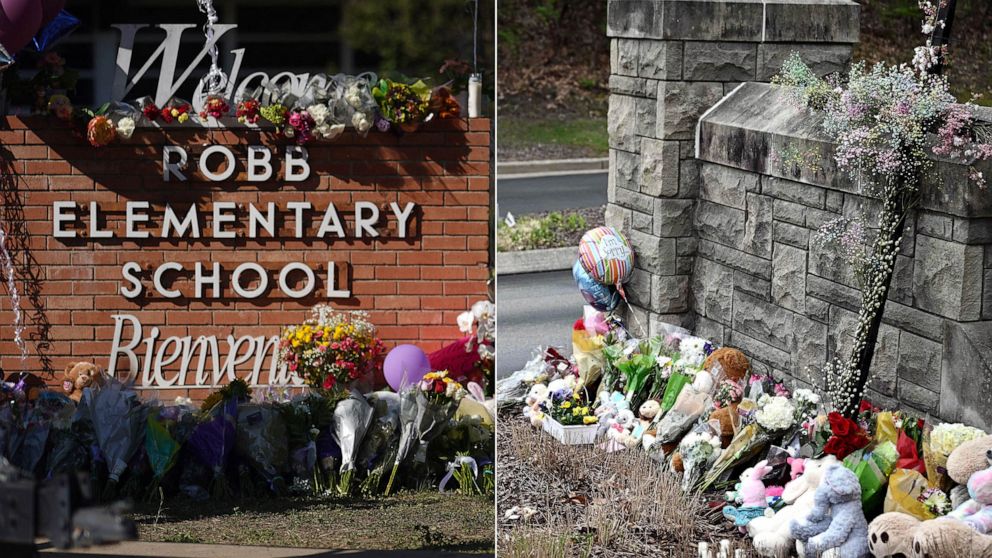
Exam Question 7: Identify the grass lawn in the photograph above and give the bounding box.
[498,116,607,160]
[131,491,495,553]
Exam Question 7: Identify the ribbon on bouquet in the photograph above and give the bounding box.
[438,455,479,493]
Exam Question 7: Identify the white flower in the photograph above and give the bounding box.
[284,126,295,138]
[174,396,193,406]
[794,388,820,405]
[308,104,329,125]
[345,85,365,109]
[472,300,494,320]
[352,111,371,133]
[325,123,345,139]
[755,396,795,431]
[116,117,136,139]
[922,23,935,34]
[457,311,475,334]
[931,423,986,455]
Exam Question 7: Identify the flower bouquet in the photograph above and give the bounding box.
[145,413,181,501]
[234,403,289,494]
[332,391,375,495]
[260,103,289,127]
[199,95,230,120]
[277,393,338,494]
[236,98,261,124]
[357,391,401,495]
[429,86,460,119]
[279,307,385,393]
[385,371,465,495]
[75,379,148,499]
[187,397,238,499]
[924,422,987,491]
[372,78,431,131]
[679,430,723,492]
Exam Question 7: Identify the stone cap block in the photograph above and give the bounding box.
[696,82,992,218]
[607,0,858,43]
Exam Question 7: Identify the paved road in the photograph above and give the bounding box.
[496,270,586,378]
[496,172,607,217]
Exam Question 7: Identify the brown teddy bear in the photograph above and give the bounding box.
[868,435,992,558]
[704,348,751,447]
[703,347,750,382]
[911,516,992,558]
[62,361,106,402]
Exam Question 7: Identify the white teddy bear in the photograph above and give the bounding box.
[747,455,839,558]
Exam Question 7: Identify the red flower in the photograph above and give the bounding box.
[160,107,174,123]
[434,382,445,394]
[828,412,853,437]
[323,376,336,390]
[142,103,160,121]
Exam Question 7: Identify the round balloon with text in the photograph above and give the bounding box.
[577,226,634,288]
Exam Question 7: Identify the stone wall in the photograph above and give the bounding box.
[607,0,992,428]
[694,83,992,429]
[605,0,859,333]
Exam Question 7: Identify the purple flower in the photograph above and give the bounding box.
[375,115,391,133]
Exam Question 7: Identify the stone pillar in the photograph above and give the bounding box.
[605,0,859,337]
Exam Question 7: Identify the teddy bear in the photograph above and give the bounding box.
[703,347,750,382]
[524,383,549,426]
[633,399,661,449]
[946,448,992,534]
[748,455,838,558]
[61,361,106,402]
[910,516,992,558]
[724,460,773,529]
[868,437,992,558]
[948,435,992,509]
[790,463,869,558]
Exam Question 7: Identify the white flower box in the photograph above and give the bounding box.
[542,416,599,445]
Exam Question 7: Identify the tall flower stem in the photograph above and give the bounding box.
[839,173,918,418]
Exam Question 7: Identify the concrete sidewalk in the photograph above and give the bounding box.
[497,157,607,177]
[39,541,490,558]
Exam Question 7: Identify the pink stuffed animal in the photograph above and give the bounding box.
[788,457,806,481]
[741,460,773,507]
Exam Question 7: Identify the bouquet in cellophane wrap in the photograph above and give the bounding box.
[385,371,466,495]
[279,306,386,394]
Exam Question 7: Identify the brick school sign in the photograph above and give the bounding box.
[0,116,491,399]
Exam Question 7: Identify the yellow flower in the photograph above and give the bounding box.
[583,416,598,425]
[171,108,179,117]
[560,401,571,409]
[291,339,301,348]
[178,113,189,123]
[573,391,580,400]
[572,407,581,416]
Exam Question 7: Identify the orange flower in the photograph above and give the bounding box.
[87,116,117,147]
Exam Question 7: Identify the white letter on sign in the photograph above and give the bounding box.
[247,146,272,181]
[278,262,316,299]
[109,314,142,382]
[52,201,76,238]
[163,146,188,182]
[154,261,183,299]
[285,146,310,182]
[200,145,237,181]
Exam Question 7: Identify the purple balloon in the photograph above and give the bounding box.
[0,0,43,54]
[383,344,430,392]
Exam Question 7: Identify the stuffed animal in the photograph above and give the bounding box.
[868,439,992,558]
[62,362,106,402]
[946,449,992,534]
[911,517,992,558]
[948,436,992,509]
[789,463,869,558]
[703,347,750,382]
[724,460,773,528]
[635,399,661,449]
[607,409,638,447]
[788,457,806,481]
[749,455,838,558]
[524,383,549,426]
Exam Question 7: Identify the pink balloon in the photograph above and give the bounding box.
[0,0,43,54]
[40,0,65,26]
[383,344,431,392]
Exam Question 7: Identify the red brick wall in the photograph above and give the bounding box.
[0,116,491,398]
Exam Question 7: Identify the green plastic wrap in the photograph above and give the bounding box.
[660,372,692,411]
[146,414,180,480]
